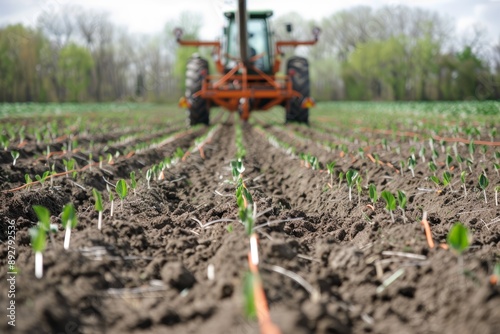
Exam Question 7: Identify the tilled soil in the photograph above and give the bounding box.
[1,113,500,334]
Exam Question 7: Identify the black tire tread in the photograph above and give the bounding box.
[185,56,209,126]
[286,56,310,124]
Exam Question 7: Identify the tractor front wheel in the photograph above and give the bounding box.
[286,56,310,124]
[185,56,209,126]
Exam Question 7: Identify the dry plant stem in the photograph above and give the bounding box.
[421,212,435,248]
[382,251,427,260]
[264,264,320,303]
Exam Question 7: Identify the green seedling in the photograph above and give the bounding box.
[326,162,336,187]
[440,139,446,153]
[481,145,487,161]
[146,169,152,189]
[99,155,103,168]
[0,134,8,150]
[430,175,441,188]
[358,148,365,160]
[356,176,363,205]
[369,184,378,204]
[431,148,439,163]
[61,203,78,250]
[63,158,74,175]
[381,190,396,223]
[397,190,407,223]
[346,170,358,202]
[493,163,500,177]
[428,137,435,151]
[35,171,50,187]
[428,161,437,175]
[92,189,104,230]
[338,171,344,189]
[25,174,33,189]
[408,156,416,178]
[479,173,489,204]
[130,171,137,195]
[29,226,46,279]
[460,171,467,197]
[469,140,475,162]
[456,154,464,171]
[49,164,56,187]
[382,138,389,151]
[447,222,471,276]
[447,222,470,255]
[116,179,128,209]
[495,151,500,163]
[442,171,453,191]
[399,160,405,176]
[231,159,245,181]
[33,205,56,244]
[419,146,426,163]
[174,147,184,161]
[490,128,497,142]
[11,151,19,166]
[308,155,320,170]
[466,158,473,173]
[446,154,453,171]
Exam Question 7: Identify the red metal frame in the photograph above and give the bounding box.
[176,36,318,120]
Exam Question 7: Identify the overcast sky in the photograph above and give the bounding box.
[1,0,499,41]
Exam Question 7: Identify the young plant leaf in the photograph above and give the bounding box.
[116,179,128,200]
[130,171,137,191]
[430,175,440,186]
[61,203,78,228]
[442,171,452,187]
[92,189,103,212]
[447,222,470,254]
[479,173,489,191]
[33,205,51,231]
[397,190,407,210]
[11,150,19,165]
[346,170,358,187]
[369,184,378,204]
[381,191,396,211]
[29,227,46,253]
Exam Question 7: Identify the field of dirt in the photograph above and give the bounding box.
[1,105,500,334]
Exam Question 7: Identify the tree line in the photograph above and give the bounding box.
[1,4,499,103]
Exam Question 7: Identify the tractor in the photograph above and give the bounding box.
[175,0,320,126]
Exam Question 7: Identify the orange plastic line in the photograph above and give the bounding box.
[420,214,435,249]
[247,253,281,334]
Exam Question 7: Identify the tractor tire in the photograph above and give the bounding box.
[286,56,310,124]
[185,56,209,126]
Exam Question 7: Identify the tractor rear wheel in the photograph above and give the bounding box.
[286,56,310,124]
[185,56,209,126]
